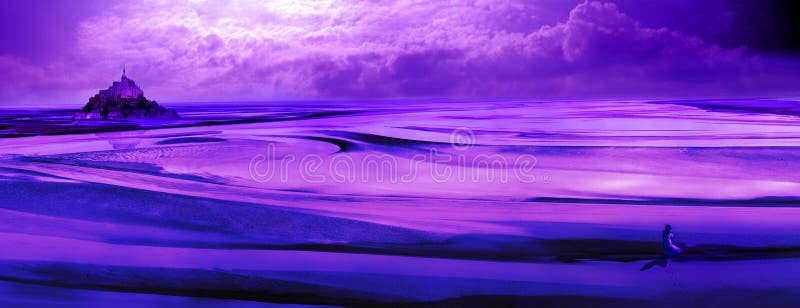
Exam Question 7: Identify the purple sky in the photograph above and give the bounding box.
[0,0,798,105]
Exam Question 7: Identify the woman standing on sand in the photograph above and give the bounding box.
[662,224,682,257]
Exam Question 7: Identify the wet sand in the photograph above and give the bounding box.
[2,99,800,306]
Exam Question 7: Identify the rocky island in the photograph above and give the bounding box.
[74,68,177,120]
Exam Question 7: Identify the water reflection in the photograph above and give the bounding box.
[98,130,145,150]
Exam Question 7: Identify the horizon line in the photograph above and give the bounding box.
[3,94,800,109]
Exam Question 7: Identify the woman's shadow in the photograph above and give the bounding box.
[640,257,669,271]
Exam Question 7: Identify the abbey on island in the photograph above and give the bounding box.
[74,68,177,120]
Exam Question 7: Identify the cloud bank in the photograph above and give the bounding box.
[0,0,796,105]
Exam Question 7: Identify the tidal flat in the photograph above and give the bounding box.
[1,99,800,306]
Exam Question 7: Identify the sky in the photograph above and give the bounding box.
[0,0,798,105]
